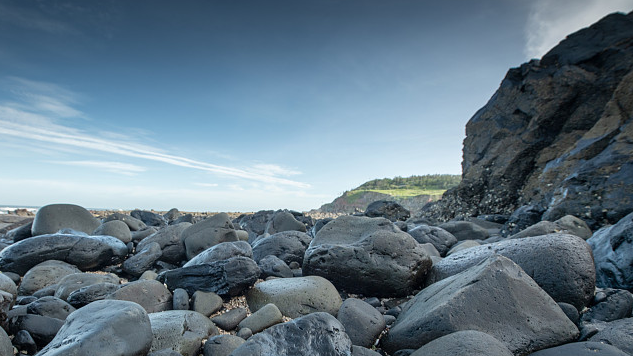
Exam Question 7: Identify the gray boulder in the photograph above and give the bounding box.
[106,279,172,313]
[0,327,11,356]
[158,256,260,296]
[54,272,119,301]
[246,276,342,318]
[589,318,633,355]
[588,212,633,290]
[582,288,633,323]
[182,213,239,260]
[438,220,489,241]
[8,314,64,347]
[407,224,457,257]
[211,308,247,331]
[0,232,128,275]
[31,204,100,236]
[184,241,252,267]
[203,335,245,356]
[303,215,432,297]
[149,310,218,356]
[131,209,167,227]
[337,298,385,348]
[382,255,579,355]
[136,223,191,264]
[364,200,410,222]
[237,303,283,334]
[229,312,352,356]
[191,291,223,317]
[103,212,147,231]
[66,282,120,308]
[555,215,593,239]
[93,220,132,243]
[35,300,153,356]
[251,230,312,265]
[26,296,75,320]
[123,241,162,277]
[409,330,513,356]
[258,255,293,279]
[527,341,629,356]
[264,210,307,235]
[232,210,274,243]
[426,233,595,310]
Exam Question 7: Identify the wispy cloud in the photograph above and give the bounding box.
[0,77,311,189]
[0,2,78,36]
[50,160,147,176]
[524,0,633,59]
[250,163,302,177]
[195,183,219,188]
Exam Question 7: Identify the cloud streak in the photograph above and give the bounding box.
[524,0,633,59]
[50,160,147,176]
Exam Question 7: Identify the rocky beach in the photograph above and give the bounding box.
[1,10,633,356]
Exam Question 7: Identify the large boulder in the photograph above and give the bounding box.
[528,341,629,356]
[337,298,385,348]
[54,272,119,301]
[421,11,633,228]
[251,230,312,265]
[264,210,307,235]
[409,330,513,356]
[588,318,633,355]
[407,224,457,257]
[31,204,100,236]
[303,215,432,297]
[426,233,595,310]
[588,212,633,290]
[136,222,191,264]
[382,255,579,355]
[19,260,81,295]
[0,232,128,275]
[229,312,352,356]
[148,310,218,356]
[184,241,252,267]
[93,220,132,244]
[181,213,239,260]
[35,300,153,356]
[364,200,410,222]
[106,279,172,313]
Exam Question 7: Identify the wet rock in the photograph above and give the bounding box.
[31,203,100,236]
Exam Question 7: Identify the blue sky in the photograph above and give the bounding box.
[1,0,632,212]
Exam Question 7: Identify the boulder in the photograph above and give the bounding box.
[409,330,513,356]
[0,327,11,356]
[136,223,191,264]
[103,212,147,231]
[191,291,223,317]
[337,298,385,348]
[527,341,629,356]
[181,213,239,260]
[303,215,432,297]
[123,241,162,277]
[407,224,457,257]
[35,300,153,356]
[232,210,274,243]
[258,255,293,279]
[581,288,633,323]
[588,317,633,355]
[6,221,33,242]
[54,272,119,301]
[364,200,410,222]
[8,314,64,347]
[93,220,132,243]
[426,233,595,310]
[211,308,247,331]
[0,272,17,301]
[184,241,252,267]
[66,282,120,308]
[130,209,167,227]
[31,204,100,236]
[264,210,307,235]
[158,256,260,296]
[555,215,593,239]
[230,312,352,356]
[149,310,218,356]
[251,230,312,265]
[26,296,75,320]
[382,255,579,355]
[246,276,342,318]
[237,303,283,334]
[203,335,245,356]
[0,232,128,275]
[106,279,172,313]
[588,212,633,290]
[438,221,489,241]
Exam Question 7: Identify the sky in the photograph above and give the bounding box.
[1,0,632,212]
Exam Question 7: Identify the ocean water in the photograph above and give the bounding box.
[0,205,39,214]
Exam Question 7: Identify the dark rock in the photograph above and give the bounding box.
[238,303,283,334]
[136,223,191,264]
[27,296,75,320]
[93,220,132,243]
[351,345,382,356]
[558,302,580,325]
[6,221,32,242]
[337,298,385,348]
[230,312,352,356]
[588,318,633,355]
[232,210,274,243]
[364,200,410,222]
[258,255,293,279]
[251,230,311,265]
[109,279,171,314]
[555,215,593,239]
[246,276,342,318]
[264,210,307,235]
[8,314,64,347]
[123,241,162,277]
[211,307,248,331]
[311,218,333,237]
[438,220,489,241]
[364,297,381,308]
[426,233,595,310]
[31,203,100,236]
[203,335,245,356]
[384,315,396,325]
[158,256,260,297]
[504,205,546,235]
[131,209,167,227]
[172,213,196,225]
[17,296,37,305]
[191,291,223,317]
[588,212,633,290]
[19,260,80,295]
[446,240,480,255]
[67,282,120,308]
[131,226,157,242]
[36,299,153,356]
[163,208,181,222]
[181,213,239,260]
[582,288,633,323]
[303,215,432,297]
[407,224,457,257]
[54,272,119,301]
[382,255,579,355]
[184,241,252,267]
[173,288,189,310]
[409,330,513,356]
[12,329,36,355]
[0,232,128,275]
[103,212,147,231]
[509,221,565,239]
[148,349,182,356]
[527,341,629,356]
[236,328,253,340]
[149,310,218,356]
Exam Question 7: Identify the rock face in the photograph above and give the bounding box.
[382,255,579,355]
[303,215,432,297]
[422,11,633,228]
[588,212,633,290]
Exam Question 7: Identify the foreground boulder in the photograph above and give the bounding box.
[382,255,578,355]
[230,312,352,356]
[588,212,633,290]
[426,233,595,310]
[35,300,152,356]
[148,310,218,356]
[303,215,432,297]
[0,232,128,275]
[588,318,633,355]
[528,341,629,356]
[410,330,513,356]
[31,203,100,236]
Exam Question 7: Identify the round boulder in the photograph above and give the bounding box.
[407,224,458,257]
[149,310,218,356]
[251,230,312,265]
[181,213,239,260]
[31,204,100,236]
[410,330,513,356]
[93,220,132,243]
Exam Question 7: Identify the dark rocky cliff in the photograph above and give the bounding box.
[423,11,633,228]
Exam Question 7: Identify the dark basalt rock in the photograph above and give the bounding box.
[364,200,410,222]
[588,212,633,290]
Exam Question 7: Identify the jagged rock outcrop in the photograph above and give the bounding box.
[423,11,633,228]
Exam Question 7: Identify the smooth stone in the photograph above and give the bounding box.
[17,295,37,305]
[559,302,580,325]
[93,220,132,243]
[589,317,633,354]
[203,335,245,356]
[12,329,36,355]
[230,312,351,356]
[106,279,172,314]
[264,210,307,235]
[238,303,283,334]
[555,215,593,240]
[246,276,342,318]
[31,204,100,236]
[123,241,162,277]
[181,213,239,260]
[158,256,260,297]
[163,208,181,222]
[8,314,64,347]
[382,255,579,355]
[103,212,147,231]
[0,272,17,302]
[149,310,218,356]
[438,220,489,241]
[191,291,223,317]
[131,210,167,227]
[173,288,190,310]
[364,200,410,222]
[35,299,153,356]
[54,272,119,301]
[147,349,182,356]
[417,243,440,258]
[140,270,158,280]
[67,282,120,308]
[0,321,12,355]
[258,255,293,279]
[236,328,253,340]
[582,289,633,323]
[446,240,481,255]
[337,298,385,348]
[527,341,629,355]
[184,241,252,267]
[131,227,158,242]
[6,221,33,242]
[211,308,248,331]
[26,296,76,320]
[351,345,382,356]
[251,230,312,265]
[410,330,513,356]
[136,223,191,264]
